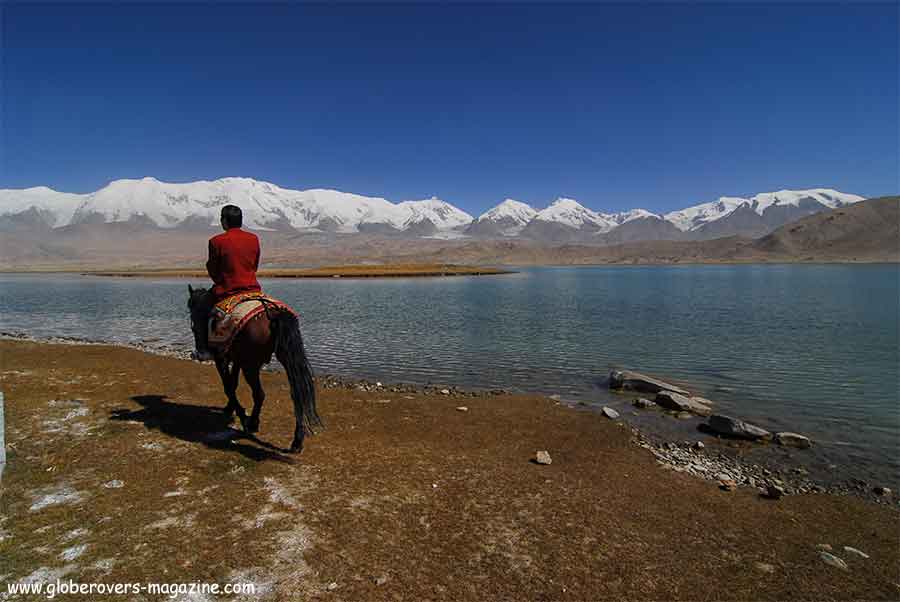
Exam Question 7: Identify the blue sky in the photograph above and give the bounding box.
[2,2,897,214]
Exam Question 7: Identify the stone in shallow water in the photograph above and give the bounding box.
[706,415,771,440]
[655,391,712,416]
[774,432,811,448]
[608,370,690,396]
[601,407,620,420]
[535,450,552,465]
[633,398,656,409]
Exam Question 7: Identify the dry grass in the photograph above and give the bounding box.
[1,340,898,601]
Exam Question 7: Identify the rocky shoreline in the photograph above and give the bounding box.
[1,331,895,506]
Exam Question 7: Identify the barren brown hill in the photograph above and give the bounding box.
[752,195,899,261]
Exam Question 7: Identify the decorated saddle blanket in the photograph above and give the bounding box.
[208,291,297,354]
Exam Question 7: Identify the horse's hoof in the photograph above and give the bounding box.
[289,441,303,454]
[245,417,260,434]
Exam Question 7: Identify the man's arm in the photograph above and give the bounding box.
[206,240,222,285]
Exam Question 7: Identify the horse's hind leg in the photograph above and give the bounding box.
[241,363,265,434]
[216,358,247,427]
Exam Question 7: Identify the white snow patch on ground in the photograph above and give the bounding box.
[227,568,275,601]
[61,527,90,542]
[0,566,76,601]
[145,513,197,531]
[29,485,85,512]
[240,506,289,530]
[169,591,216,602]
[40,402,93,437]
[264,477,302,510]
[88,558,116,575]
[60,544,88,561]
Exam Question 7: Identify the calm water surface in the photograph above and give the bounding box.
[1,266,897,486]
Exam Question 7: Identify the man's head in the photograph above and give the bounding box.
[220,205,243,230]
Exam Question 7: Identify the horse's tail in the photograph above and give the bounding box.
[271,311,322,438]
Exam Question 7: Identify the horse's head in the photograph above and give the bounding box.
[187,284,209,349]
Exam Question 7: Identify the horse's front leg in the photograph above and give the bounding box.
[241,364,265,434]
[216,358,247,428]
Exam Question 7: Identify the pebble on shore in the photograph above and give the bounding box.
[601,407,620,420]
[535,451,552,465]
[819,551,849,571]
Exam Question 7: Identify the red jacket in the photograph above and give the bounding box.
[206,227,262,301]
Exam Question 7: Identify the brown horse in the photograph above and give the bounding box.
[187,286,321,452]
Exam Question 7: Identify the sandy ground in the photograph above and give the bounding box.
[1,340,898,601]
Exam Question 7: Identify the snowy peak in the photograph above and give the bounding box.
[534,197,616,231]
[477,199,538,223]
[611,208,660,225]
[0,178,472,234]
[465,198,538,237]
[747,189,864,213]
[396,197,473,229]
[663,189,865,232]
[664,196,748,232]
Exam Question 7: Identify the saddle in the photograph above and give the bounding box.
[208,291,296,354]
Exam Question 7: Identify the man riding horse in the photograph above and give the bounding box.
[192,204,261,362]
[187,204,321,452]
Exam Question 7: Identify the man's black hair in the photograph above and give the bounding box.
[221,205,243,228]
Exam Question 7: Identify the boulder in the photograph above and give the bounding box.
[535,450,552,465]
[774,432,811,448]
[608,370,690,396]
[601,406,620,420]
[706,414,771,440]
[654,391,713,416]
[632,398,656,409]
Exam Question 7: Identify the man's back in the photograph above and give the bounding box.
[207,227,261,300]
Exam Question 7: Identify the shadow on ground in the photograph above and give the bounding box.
[110,394,295,463]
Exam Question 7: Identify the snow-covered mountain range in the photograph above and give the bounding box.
[0,177,473,234]
[0,177,865,242]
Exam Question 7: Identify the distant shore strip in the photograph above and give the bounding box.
[79,264,514,279]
